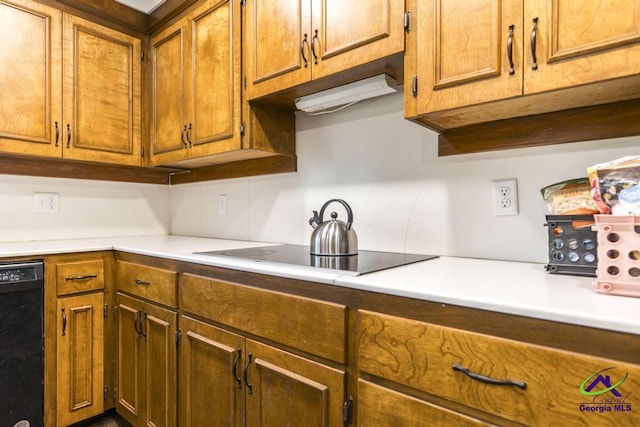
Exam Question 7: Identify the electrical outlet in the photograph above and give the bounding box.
[218,194,226,215]
[34,192,59,214]
[493,179,518,216]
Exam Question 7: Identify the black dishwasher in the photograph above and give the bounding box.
[0,261,44,427]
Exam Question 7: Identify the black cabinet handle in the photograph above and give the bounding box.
[232,349,242,388]
[55,122,59,147]
[141,312,147,339]
[186,123,192,147]
[244,353,253,395]
[65,274,98,281]
[61,307,67,336]
[181,126,188,148]
[134,310,142,336]
[530,17,539,70]
[452,363,526,389]
[135,278,150,286]
[311,29,319,64]
[507,24,515,75]
[66,124,71,148]
[300,34,309,68]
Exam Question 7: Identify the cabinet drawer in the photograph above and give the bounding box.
[181,273,347,363]
[357,310,640,427]
[116,261,177,307]
[357,379,488,427]
[56,259,104,295]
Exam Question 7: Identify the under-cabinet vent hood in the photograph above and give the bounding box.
[295,74,397,113]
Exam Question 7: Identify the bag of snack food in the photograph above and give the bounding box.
[587,156,640,215]
[540,178,599,215]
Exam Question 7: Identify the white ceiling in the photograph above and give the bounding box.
[115,0,167,14]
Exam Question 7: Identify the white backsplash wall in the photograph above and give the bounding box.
[0,175,170,242]
[171,91,640,263]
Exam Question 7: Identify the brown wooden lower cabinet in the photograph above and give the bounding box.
[116,292,177,427]
[357,379,489,427]
[357,309,640,427]
[56,292,105,426]
[179,315,346,427]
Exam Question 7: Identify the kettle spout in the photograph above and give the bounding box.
[309,210,321,229]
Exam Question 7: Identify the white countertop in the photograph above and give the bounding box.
[2,235,639,335]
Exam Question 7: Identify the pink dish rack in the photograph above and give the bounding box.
[592,215,640,297]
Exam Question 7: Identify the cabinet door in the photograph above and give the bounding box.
[116,295,144,426]
[524,0,640,94]
[358,380,488,427]
[179,316,244,427]
[143,302,177,427]
[56,292,104,426]
[244,0,312,99]
[187,0,242,160]
[245,339,345,427]
[310,0,405,79]
[149,20,189,165]
[0,0,62,157]
[405,0,523,118]
[62,14,142,166]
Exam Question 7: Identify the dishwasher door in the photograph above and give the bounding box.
[0,261,44,427]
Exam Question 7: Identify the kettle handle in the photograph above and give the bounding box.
[318,199,354,230]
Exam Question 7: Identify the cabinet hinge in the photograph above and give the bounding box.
[404,11,412,33]
[104,386,108,400]
[176,329,182,346]
[243,75,247,90]
[140,51,144,60]
[141,145,145,158]
[343,396,354,424]
[411,76,418,98]
[240,122,246,135]
[104,303,108,318]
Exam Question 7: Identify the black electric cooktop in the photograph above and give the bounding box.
[195,244,438,276]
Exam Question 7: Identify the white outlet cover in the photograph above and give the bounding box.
[493,179,518,216]
[34,192,59,214]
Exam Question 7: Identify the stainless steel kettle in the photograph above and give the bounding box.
[309,199,358,256]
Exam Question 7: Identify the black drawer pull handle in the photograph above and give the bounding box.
[507,24,515,75]
[530,17,539,70]
[244,353,253,395]
[452,364,526,389]
[66,274,98,281]
[232,348,242,388]
[135,278,150,286]
[61,307,67,336]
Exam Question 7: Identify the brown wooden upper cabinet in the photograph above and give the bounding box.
[405,0,640,130]
[244,0,405,100]
[0,0,143,165]
[149,0,241,166]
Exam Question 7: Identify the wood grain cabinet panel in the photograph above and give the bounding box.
[0,0,142,165]
[524,0,640,94]
[56,259,105,295]
[245,339,345,427]
[179,316,245,427]
[245,0,404,100]
[0,0,62,157]
[116,260,178,307]
[181,273,347,363]
[357,309,640,426]
[62,14,142,166]
[406,0,640,131]
[149,0,241,166]
[357,379,489,427]
[56,292,104,426]
[404,0,523,116]
[116,292,177,427]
